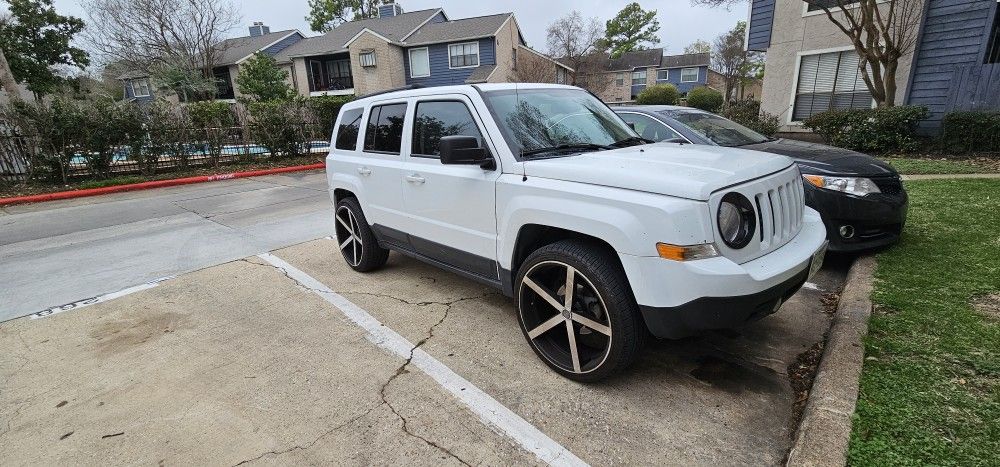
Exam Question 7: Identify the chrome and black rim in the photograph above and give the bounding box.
[519,261,612,374]
[335,206,363,267]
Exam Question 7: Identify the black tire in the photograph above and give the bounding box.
[515,239,647,382]
[335,197,389,272]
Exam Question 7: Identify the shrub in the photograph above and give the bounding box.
[686,87,723,113]
[235,52,294,102]
[635,84,679,105]
[803,105,929,154]
[721,98,781,137]
[84,99,144,179]
[247,99,309,159]
[940,111,1000,153]
[186,101,234,167]
[308,95,353,137]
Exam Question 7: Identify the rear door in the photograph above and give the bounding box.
[400,95,501,280]
[350,101,409,244]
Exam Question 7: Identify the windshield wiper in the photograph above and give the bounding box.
[610,136,653,147]
[521,143,613,158]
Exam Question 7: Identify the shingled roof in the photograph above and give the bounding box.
[660,52,711,68]
[273,8,443,63]
[606,48,664,71]
[403,13,513,46]
[214,29,302,66]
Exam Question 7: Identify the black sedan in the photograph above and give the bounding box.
[615,105,907,252]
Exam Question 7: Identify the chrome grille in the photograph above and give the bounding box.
[753,177,804,250]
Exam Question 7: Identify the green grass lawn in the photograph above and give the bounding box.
[880,157,997,175]
[849,179,1000,465]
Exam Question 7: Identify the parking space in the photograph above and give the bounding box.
[0,237,847,466]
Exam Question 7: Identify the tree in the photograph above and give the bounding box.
[712,21,762,103]
[684,40,711,55]
[83,0,238,81]
[235,52,293,102]
[604,3,661,59]
[0,0,89,98]
[694,0,922,107]
[545,11,609,94]
[149,56,220,102]
[306,0,390,33]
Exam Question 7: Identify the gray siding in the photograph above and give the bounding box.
[403,38,496,87]
[262,33,303,56]
[747,0,775,52]
[907,0,998,133]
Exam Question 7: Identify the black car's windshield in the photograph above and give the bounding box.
[666,110,770,147]
[483,88,639,158]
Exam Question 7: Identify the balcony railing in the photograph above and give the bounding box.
[312,76,354,93]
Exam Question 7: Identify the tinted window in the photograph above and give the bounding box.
[364,103,407,154]
[668,111,770,147]
[618,113,683,142]
[335,108,363,150]
[412,101,484,157]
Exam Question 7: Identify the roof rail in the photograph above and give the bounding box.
[357,84,424,100]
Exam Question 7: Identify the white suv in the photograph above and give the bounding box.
[327,84,828,382]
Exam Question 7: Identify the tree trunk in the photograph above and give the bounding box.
[0,47,20,98]
[882,61,898,107]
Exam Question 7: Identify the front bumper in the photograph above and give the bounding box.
[619,208,828,339]
[803,181,908,252]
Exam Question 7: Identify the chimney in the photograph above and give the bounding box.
[249,22,270,37]
[377,2,404,18]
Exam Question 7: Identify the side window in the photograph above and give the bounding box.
[619,113,683,142]
[363,103,407,154]
[335,108,363,151]
[411,101,484,157]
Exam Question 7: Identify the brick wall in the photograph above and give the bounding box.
[348,31,406,96]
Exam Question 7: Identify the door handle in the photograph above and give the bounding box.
[357,166,372,176]
[405,174,426,184]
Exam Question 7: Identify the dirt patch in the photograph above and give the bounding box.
[88,312,190,356]
[787,341,825,434]
[971,293,1000,320]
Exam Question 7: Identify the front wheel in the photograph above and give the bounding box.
[335,197,389,272]
[515,240,646,382]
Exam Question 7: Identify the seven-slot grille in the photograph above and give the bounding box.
[752,177,805,250]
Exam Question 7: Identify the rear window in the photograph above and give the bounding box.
[335,108,363,151]
[364,103,407,154]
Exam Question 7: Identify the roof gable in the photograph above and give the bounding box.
[215,30,302,66]
[273,8,442,61]
[401,13,513,46]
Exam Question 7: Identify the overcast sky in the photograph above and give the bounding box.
[45,0,747,55]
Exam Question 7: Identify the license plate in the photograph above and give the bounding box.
[808,241,828,280]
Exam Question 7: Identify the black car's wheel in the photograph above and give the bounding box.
[335,197,389,272]
[515,240,646,382]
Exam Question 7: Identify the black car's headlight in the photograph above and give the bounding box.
[802,174,881,196]
[717,192,756,249]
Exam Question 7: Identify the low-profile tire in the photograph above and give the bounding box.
[335,197,389,272]
[515,239,647,382]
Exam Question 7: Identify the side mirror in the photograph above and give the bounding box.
[439,135,495,169]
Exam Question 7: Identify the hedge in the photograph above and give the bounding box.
[721,98,781,137]
[803,106,929,154]
[940,111,1000,153]
[686,87,723,113]
[636,84,679,105]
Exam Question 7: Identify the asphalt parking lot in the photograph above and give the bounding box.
[1,182,848,466]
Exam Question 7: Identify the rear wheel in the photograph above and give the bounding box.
[335,197,389,272]
[515,240,646,382]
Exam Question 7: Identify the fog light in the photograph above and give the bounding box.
[839,225,855,239]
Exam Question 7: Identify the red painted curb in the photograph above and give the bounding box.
[0,163,326,207]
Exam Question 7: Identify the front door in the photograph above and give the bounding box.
[400,96,501,280]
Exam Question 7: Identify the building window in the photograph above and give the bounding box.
[793,50,873,121]
[359,50,376,67]
[335,108,364,151]
[409,47,430,78]
[680,68,699,83]
[309,58,353,92]
[656,69,669,81]
[448,42,479,68]
[986,1,1000,64]
[364,103,407,154]
[615,73,625,86]
[631,70,646,85]
[556,68,567,84]
[805,0,849,12]
[412,101,483,157]
[130,79,151,97]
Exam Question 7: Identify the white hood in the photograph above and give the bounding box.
[521,143,794,201]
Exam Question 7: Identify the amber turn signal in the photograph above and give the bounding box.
[656,242,719,261]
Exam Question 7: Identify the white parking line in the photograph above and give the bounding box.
[802,282,823,291]
[27,276,174,320]
[256,253,588,467]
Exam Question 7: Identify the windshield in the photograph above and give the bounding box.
[666,111,770,147]
[482,88,638,157]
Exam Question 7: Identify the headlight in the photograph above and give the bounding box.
[802,175,881,196]
[717,192,756,249]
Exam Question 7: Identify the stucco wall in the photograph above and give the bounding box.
[759,0,920,128]
[290,59,310,95]
[349,31,406,96]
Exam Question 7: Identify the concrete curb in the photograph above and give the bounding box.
[0,163,326,207]
[786,255,876,467]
